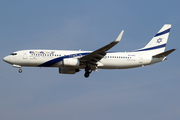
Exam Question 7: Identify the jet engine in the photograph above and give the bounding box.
[63,58,80,67]
[59,67,80,74]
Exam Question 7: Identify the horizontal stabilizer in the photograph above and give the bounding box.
[153,49,176,58]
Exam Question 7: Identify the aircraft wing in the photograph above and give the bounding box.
[80,30,124,65]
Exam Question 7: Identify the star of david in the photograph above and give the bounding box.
[157,38,162,43]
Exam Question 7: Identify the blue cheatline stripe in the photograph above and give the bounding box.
[154,28,170,37]
[38,52,90,67]
[135,43,166,52]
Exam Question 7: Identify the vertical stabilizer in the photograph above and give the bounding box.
[135,24,171,55]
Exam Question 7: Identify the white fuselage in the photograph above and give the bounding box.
[3,49,164,69]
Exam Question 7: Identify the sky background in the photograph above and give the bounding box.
[0,0,180,120]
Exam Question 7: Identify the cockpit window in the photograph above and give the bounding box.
[10,53,17,55]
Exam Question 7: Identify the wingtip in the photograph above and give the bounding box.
[115,30,124,42]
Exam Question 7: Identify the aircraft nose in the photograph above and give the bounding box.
[3,56,10,63]
[3,56,7,62]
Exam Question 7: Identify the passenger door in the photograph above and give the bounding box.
[139,54,143,63]
[23,51,28,59]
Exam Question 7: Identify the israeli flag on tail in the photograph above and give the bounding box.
[135,24,171,55]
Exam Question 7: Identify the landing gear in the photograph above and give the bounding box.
[19,69,22,73]
[84,65,92,78]
[84,72,90,78]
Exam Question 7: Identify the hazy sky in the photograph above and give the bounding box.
[0,0,180,120]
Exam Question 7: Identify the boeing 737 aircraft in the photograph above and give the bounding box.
[3,24,176,78]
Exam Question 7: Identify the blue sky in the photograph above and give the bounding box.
[0,0,180,120]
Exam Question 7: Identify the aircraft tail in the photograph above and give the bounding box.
[135,24,171,55]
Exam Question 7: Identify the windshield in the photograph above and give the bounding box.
[10,53,17,55]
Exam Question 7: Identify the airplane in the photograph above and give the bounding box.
[3,24,176,78]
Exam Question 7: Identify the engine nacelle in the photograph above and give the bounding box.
[59,67,79,74]
[63,58,80,67]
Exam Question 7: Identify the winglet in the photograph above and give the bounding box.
[115,30,124,42]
